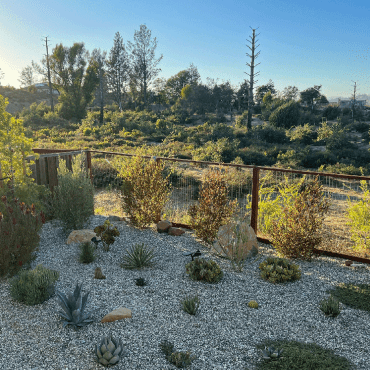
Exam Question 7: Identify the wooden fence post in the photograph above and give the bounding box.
[250,167,260,235]
[86,151,93,186]
[154,156,162,223]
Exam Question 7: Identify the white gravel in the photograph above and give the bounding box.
[0,214,369,370]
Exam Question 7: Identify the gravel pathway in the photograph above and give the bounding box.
[0,215,369,370]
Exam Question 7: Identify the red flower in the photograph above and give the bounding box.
[18,261,22,266]
[17,245,20,249]
[12,218,16,225]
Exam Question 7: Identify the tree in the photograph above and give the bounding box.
[127,24,163,108]
[0,94,37,188]
[255,80,277,106]
[280,85,300,102]
[18,66,36,88]
[235,80,250,112]
[152,77,168,109]
[165,64,200,103]
[300,85,323,112]
[245,27,261,130]
[49,42,99,120]
[180,83,211,116]
[106,32,130,111]
[269,100,301,129]
[91,48,107,123]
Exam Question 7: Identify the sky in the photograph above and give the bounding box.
[0,0,369,101]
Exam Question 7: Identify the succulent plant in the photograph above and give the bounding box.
[259,257,301,284]
[135,277,147,286]
[185,257,223,284]
[94,220,120,252]
[120,243,157,270]
[55,282,95,330]
[247,300,259,309]
[96,333,124,366]
[261,345,284,361]
[181,294,200,315]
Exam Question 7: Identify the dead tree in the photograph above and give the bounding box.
[245,27,261,130]
[43,36,54,112]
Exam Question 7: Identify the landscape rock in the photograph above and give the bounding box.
[168,227,185,236]
[66,230,100,245]
[94,267,106,279]
[213,221,259,260]
[157,220,172,233]
[108,215,124,222]
[101,307,132,323]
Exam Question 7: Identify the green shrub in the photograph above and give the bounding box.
[188,167,238,244]
[93,220,120,252]
[319,295,341,318]
[78,242,97,264]
[159,340,196,369]
[120,243,158,270]
[319,163,366,176]
[269,100,301,129]
[185,258,223,283]
[287,123,317,145]
[235,110,249,128]
[300,150,337,169]
[238,148,276,166]
[51,153,94,235]
[112,154,173,228]
[322,105,341,120]
[259,257,301,284]
[346,177,370,253]
[252,124,289,144]
[0,192,46,279]
[181,294,200,315]
[268,176,331,261]
[9,264,59,305]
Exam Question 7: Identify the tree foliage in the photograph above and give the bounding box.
[127,24,163,108]
[106,32,130,111]
[49,42,99,120]
[269,100,301,129]
[18,66,36,88]
[0,94,37,187]
[91,48,107,123]
[255,80,277,106]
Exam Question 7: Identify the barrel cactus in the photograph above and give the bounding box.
[248,300,259,309]
[96,333,124,366]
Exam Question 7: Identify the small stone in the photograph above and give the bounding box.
[94,267,106,279]
[168,227,185,236]
[101,307,132,323]
[66,230,99,245]
[157,220,172,233]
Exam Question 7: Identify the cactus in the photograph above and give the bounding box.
[247,300,259,309]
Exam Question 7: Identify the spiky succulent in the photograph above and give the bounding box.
[96,333,124,366]
[319,294,341,317]
[261,345,284,361]
[55,282,94,330]
[135,277,147,286]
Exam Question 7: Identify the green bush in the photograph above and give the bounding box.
[185,258,223,283]
[51,153,94,235]
[252,123,289,144]
[120,243,158,270]
[259,257,301,284]
[235,110,249,128]
[238,148,275,166]
[300,150,337,169]
[9,264,59,306]
[269,100,301,129]
[287,123,317,145]
[78,242,97,264]
[322,105,341,120]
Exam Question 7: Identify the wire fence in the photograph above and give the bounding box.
[14,148,370,263]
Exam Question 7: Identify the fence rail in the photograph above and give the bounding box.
[10,148,370,265]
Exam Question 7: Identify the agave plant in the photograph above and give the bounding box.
[96,333,124,366]
[135,277,147,286]
[55,282,95,330]
[261,346,284,361]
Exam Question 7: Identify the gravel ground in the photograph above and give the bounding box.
[0,214,369,370]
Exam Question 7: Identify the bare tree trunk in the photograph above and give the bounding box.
[44,36,54,112]
[245,27,261,130]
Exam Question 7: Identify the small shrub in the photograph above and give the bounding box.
[134,277,147,286]
[51,153,94,236]
[120,243,158,270]
[188,167,238,244]
[268,176,331,261]
[9,264,59,305]
[185,258,223,284]
[159,340,196,369]
[0,193,46,279]
[252,124,289,144]
[93,220,120,252]
[287,123,317,145]
[259,257,301,284]
[319,295,341,318]
[112,154,173,228]
[346,176,370,253]
[181,294,200,315]
[78,242,96,264]
[247,300,259,309]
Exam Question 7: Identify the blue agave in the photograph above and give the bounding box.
[55,282,94,330]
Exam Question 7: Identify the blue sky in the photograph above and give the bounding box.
[0,0,369,101]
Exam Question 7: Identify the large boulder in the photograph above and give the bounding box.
[213,221,258,260]
[66,230,100,245]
